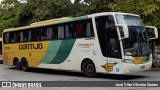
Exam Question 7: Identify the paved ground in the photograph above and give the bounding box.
[0,64,160,90]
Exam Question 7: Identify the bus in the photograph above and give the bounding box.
[2,12,158,77]
[0,38,2,64]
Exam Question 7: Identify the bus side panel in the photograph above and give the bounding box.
[3,41,50,68]
[39,39,76,70]
[70,38,97,71]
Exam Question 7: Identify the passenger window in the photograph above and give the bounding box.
[67,24,76,38]
[15,32,20,43]
[75,19,94,38]
[23,30,29,42]
[31,28,40,41]
[47,27,53,40]
[4,32,9,44]
[76,23,83,37]
[58,26,64,39]
[65,25,70,38]
[41,28,47,40]
[10,32,15,43]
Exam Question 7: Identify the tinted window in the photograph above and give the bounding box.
[3,18,94,44]
[95,15,115,57]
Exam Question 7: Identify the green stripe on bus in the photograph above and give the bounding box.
[40,39,76,64]
[49,39,76,64]
[40,40,62,63]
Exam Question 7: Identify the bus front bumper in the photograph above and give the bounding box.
[121,61,152,74]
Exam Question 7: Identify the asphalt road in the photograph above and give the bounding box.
[0,64,160,90]
[1,64,160,81]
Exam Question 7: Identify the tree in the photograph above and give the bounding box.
[109,0,160,57]
[16,0,73,26]
[73,0,112,16]
[0,0,22,35]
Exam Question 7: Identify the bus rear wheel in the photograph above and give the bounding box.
[82,60,96,77]
[21,58,28,72]
[14,60,21,70]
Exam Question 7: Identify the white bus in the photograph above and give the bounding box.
[3,12,158,77]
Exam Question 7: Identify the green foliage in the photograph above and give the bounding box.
[73,0,111,16]
[0,0,22,35]
[0,0,160,45]
[16,0,73,26]
[109,0,159,15]
[109,0,160,45]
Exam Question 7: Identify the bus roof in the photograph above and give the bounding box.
[3,15,89,32]
[94,12,139,17]
[3,12,140,32]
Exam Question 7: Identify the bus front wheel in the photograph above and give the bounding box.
[21,58,28,72]
[82,60,96,77]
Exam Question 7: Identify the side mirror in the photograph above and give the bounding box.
[145,26,158,40]
[115,24,129,39]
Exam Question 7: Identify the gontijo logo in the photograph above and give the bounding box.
[19,43,43,50]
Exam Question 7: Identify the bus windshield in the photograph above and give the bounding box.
[116,14,144,26]
[116,14,150,56]
[122,27,150,56]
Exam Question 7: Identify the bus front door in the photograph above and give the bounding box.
[105,28,122,74]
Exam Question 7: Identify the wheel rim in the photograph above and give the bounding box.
[86,64,95,73]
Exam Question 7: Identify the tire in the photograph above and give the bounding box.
[14,60,21,70]
[82,60,96,77]
[21,58,28,72]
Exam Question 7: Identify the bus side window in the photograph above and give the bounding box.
[65,25,69,38]
[31,28,40,41]
[58,26,64,39]
[41,27,47,40]
[20,31,23,42]
[75,19,94,38]
[10,32,15,43]
[76,23,83,38]
[4,32,9,43]
[50,26,58,39]
[23,30,29,42]
[47,27,53,40]
[84,21,94,37]
[85,23,91,37]
[15,32,20,43]
[28,31,31,41]
[70,24,76,38]
[65,23,75,38]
